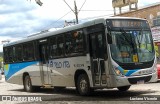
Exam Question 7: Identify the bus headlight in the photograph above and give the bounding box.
[153,67,157,73]
[115,68,122,76]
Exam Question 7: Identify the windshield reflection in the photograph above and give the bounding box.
[109,29,154,63]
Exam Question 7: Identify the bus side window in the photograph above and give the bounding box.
[65,33,73,55]
[8,47,13,63]
[65,30,84,56]
[50,37,57,58]
[73,30,84,53]
[16,45,23,62]
[57,35,64,57]
[4,48,9,63]
[23,42,35,61]
[13,46,16,62]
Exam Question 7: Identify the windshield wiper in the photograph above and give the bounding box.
[135,29,143,49]
[120,28,136,53]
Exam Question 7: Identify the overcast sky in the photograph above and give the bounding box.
[0,0,160,52]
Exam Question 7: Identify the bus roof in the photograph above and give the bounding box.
[3,17,146,47]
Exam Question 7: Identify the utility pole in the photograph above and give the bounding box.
[74,0,78,24]
[63,0,79,24]
[28,0,86,24]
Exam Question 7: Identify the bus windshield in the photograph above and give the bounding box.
[107,19,155,63]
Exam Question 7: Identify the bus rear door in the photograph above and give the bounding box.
[39,41,51,86]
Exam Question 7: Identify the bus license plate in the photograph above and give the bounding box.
[137,80,144,84]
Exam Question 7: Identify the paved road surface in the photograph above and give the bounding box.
[0,75,160,104]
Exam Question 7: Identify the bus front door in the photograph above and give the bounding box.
[90,33,107,86]
[39,44,51,85]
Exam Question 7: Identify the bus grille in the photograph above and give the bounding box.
[128,75,152,84]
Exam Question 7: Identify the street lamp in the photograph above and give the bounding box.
[27,0,43,6]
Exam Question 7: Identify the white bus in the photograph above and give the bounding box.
[3,17,157,95]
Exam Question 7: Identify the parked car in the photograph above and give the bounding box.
[157,64,160,79]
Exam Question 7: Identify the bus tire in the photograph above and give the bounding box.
[24,75,34,92]
[117,85,131,91]
[76,74,91,96]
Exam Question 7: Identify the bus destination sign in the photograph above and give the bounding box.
[107,19,149,28]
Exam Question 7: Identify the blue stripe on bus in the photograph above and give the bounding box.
[117,66,140,76]
[5,61,38,80]
[125,69,139,76]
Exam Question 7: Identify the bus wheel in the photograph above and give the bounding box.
[77,74,91,96]
[117,85,131,91]
[24,75,33,92]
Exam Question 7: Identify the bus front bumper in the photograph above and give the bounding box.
[116,72,157,87]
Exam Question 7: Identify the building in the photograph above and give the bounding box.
[115,2,160,26]
[114,2,160,60]
[112,0,138,15]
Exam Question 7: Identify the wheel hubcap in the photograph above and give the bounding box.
[80,79,87,92]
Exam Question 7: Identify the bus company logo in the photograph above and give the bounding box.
[2,96,11,101]
[49,60,70,68]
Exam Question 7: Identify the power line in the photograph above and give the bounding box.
[80,8,129,12]
[79,13,114,21]
[47,13,114,29]
[34,1,128,30]
[78,0,86,12]
[63,0,75,13]
[52,14,114,29]
[43,11,72,30]
[81,10,114,12]
[39,7,132,31]
[63,0,87,24]
[35,1,155,31]
[46,13,114,29]
[55,24,66,28]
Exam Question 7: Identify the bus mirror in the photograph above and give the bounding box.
[107,33,112,44]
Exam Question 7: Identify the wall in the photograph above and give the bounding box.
[115,3,160,27]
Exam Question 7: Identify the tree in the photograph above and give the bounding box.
[0,57,3,69]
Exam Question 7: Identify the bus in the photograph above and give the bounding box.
[3,17,157,95]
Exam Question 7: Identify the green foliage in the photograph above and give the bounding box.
[0,52,3,68]
[0,52,2,57]
[0,57,3,62]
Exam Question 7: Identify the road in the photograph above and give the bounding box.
[0,75,160,104]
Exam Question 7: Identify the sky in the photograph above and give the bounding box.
[0,0,160,52]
